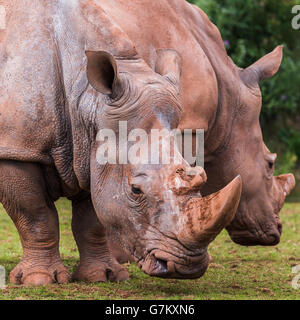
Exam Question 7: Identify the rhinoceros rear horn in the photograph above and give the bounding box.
[155,49,182,92]
[179,175,242,247]
[85,50,118,96]
[240,46,283,85]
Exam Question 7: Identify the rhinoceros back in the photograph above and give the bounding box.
[0,0,139,191]
[0,1,69,164]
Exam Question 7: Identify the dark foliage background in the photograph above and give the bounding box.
[187,0,300,196]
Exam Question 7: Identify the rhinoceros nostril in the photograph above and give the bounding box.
[277,221,282,234]
[172,166,207,194]
[190,173,206,189]
[265,231,281,246]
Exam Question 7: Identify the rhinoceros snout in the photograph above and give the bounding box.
[170,165,207,195]
[140,250,209,279]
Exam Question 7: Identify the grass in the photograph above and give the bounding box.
[0,199,299,300]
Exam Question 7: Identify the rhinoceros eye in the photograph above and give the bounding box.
[132,185,143,195]
[268,161,274,170]
[265,160,275,180]
[265,153,276,174]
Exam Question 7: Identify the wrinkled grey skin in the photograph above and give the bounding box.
[100,0,295,247]
[0,0,294,285]
[0,0,243,284]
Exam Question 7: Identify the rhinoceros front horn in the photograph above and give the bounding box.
[179,175,242,246]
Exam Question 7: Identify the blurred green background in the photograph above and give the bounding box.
[188,0,300,201]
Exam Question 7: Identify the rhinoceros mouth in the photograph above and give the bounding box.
[230,231,281,246]
[227,196,283,246]
[137,248,209,279]
[228,218,282,246]
[139,254,168,277]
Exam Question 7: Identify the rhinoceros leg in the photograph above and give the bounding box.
[0,160,69,285]
[107,237,134,264]
[71,193,129,282]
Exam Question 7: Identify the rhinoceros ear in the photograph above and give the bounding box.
[85,51,119,95]
[240,46,283,86]
[155,49,182,92]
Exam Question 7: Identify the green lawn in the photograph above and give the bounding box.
[0,199,299,300]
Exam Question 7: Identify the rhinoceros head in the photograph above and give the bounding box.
[224,46,296,246]
[82,49,242,279]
